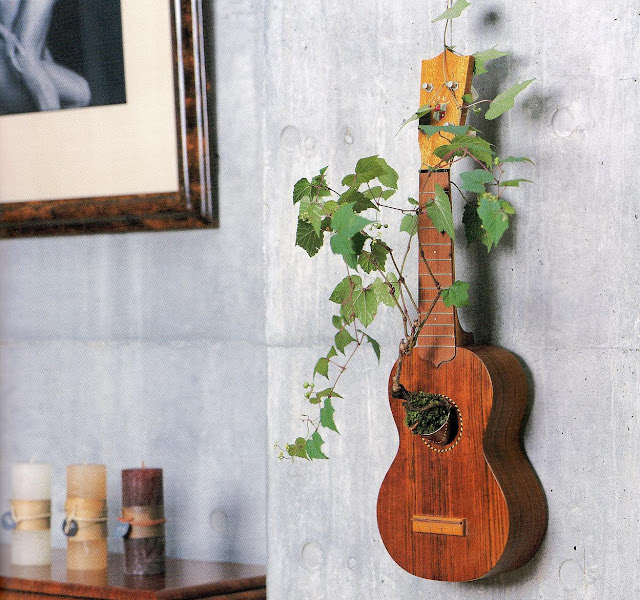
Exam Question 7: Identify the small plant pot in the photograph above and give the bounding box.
[422,403,456,446]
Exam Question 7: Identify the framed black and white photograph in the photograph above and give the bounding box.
[0,0,215,237]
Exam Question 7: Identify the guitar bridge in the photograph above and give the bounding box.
[412,515,467,536]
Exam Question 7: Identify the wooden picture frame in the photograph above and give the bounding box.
[0,0,216,238]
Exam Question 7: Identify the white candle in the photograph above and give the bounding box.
[10,462,52,566]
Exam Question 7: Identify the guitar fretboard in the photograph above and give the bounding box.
[417,170,458,365]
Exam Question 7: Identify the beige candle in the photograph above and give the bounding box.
[65,464,108,571]
[10,463,52,566]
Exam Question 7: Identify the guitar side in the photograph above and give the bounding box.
[376,345,547,582]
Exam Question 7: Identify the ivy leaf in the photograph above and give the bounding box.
[287,437,309,460]
[309,166,331,198]
[306,431,328,459]
[323,200,339,215]
[371,276,397,308]
[500,178,533,187]
[441,280,470,307]
[341,173,357,187]
[352,285,379,327]
[485,80,535,120]
[400,213,418,236]
[358,240,388,273]
[364,333,381,362]
[293,178,312,204]
[432,0,470,22]
[331,315,343,329]
[460,169,494,194]
[320,398,339,433]
[314,357,329,379]
[335,327,355,354]
[296,219,324,257]
[418,124,471,138]
[353,156,399,189]
[299,197,324,234]
[329,275,362,304]
[316,388,342,400]
[500,156,534,164]
[407,197,418,206]
[473,48,510,76]
[434,134,495,168]
[331,203,372,237]
[425,184,455,240]
[397,105,432,136]
[338,188,376,212]
[326,346,338,359]
[462,201,482,245]
[477,193,510,250]
[364,186,396,202]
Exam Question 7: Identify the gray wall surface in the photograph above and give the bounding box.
[0,1,266,565]
[265,0,640,599]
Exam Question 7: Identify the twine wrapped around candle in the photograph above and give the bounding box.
[63,498,108,540]
[119,505,166,539]
[9,499,52,531]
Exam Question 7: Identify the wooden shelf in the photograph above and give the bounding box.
[0,546,266,599]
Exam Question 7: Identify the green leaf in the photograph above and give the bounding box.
[434,134,495,168]
[287,437,309,460]
[327,346,338,361]
[485,79,535,120]
[501,200,516,214]
[353,286,379,327]
[418,124,471,138]
[460,169,494,194]
[331,203,372,237]
[310,166,331,198]
[306,431,329,459]
[425,184,455,240]
[462,201,482,244]
[353,156,399,189]
[320,398,339,433]
[335,327,355,353]
[316,388,342,400]
[462,93,474,103]
[323,200,339,215]
[371,276,397,308]
[341,173,357,187]
[441,280,470,307]
[397,105,432,136]
[293,178,312,204]
[358,240,388,273]
[407,197,418,206]
[331,315,343,329]
[296,219,324,257]
[432,0,470,22]
[314,357,329,379]
[299,197,324,234]
[500,178,533,187]
[329,275,363,304]
[400,213,418,236]
[338,187,375,212]
[477,193,510,250]
[364,186,396,202]
[364,334,381,362]
[500,156,534,164]
[473,48,510,75]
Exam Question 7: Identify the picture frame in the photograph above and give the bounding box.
[0,0,216,238]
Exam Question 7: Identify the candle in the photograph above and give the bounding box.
[122,467,165,575]
[10,463,52,566]
[65,464,108,571]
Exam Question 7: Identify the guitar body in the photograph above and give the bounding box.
[377,345,547,581]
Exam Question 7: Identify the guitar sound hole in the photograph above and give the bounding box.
[421,398,463,452]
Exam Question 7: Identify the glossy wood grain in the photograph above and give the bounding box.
[377,346,547,581]
[0,0,216,238]
[0,546,266,599]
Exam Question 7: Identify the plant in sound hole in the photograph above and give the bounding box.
[277,0,534,460]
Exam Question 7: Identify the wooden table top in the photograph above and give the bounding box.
[0,545,266,599]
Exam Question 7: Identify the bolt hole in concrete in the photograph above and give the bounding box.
[280,125,301,151]
[301,541,324,571]
[552,107,578,137]
[559,559,583,590]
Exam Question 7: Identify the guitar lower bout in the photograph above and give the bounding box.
[377,345,547,582]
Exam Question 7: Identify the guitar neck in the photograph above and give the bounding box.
[416,169,469,366]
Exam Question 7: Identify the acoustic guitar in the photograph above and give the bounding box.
[376,51,547,582]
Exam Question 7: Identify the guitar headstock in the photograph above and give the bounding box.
[419,51,474,169]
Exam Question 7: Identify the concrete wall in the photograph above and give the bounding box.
[265,0,640,599]
[0,0,266,565]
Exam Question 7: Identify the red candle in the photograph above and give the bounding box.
[121,467,165,575]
